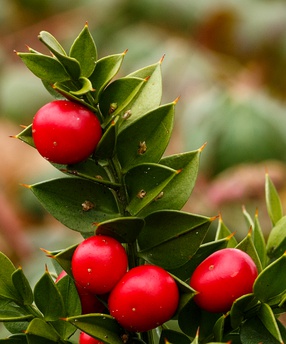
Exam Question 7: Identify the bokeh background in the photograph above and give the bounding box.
[1,0,286,291]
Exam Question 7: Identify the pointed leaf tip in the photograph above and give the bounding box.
[199,142,207,152]
[19,183,31,189]
[173,96,180,104]
[160,54,166,64]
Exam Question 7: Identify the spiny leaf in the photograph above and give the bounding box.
[89,51,126,103]
[17,53,70,83]
[124,163,178,215]
[117,102,175,172]
[138,210,211,269]
[69,23,97,78]
[29,177,120,235]
[265,172,283,226]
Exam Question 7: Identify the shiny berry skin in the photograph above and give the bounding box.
[108,265,179,332]
[32,100,102,164]
[79,332,104,344]
[190,248,258,313]
[71,235,128,295]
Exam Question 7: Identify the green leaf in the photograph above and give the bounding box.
[230,293,259,329]
[241,316,282,344]
[258,303,283,343]
[265,173,283,226]
[39,31,81,80]
[45,244,78,278]
[59,158,120,189]
[89,52,126,103]
[138,210,211,269]
[94,117,118,159]
[252,209,267,268]
[99,77,146,121]
[17,53,70,83]
[69,77,94,95]
[0,309,33,322]
[138,148,203,216]
[34,269,65,321]
[12,268,33,306]
[95,217,145,243]
[69,23,97,78]
[117,102,175,172]
[266,215,286,260]
[213,314,226,342]
[0,252,19,302]
[253,252,286,304]
[0,334,28,343]
[169,237,230,282]
[235,230,262,273]
[26,318,60,343]
[30,177,120,234]
[120,59,163,129]
[51,274,80,339]
[159,329,191,344]
[15,124,34,147]
[215,214,237,248]
[124,163,178,216]
[66,314,123,344]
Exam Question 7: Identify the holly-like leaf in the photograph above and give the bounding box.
[0,252,20,302]
[124,163,178,216]
[120,59,163,129]
[0,334,28,343]
[265,173,283,226]
[45,244,78,278]
[59,158,120,190]
[94,117,118,159]
[29,177,120,234]
[66,314,123,344]
[99,77,146,121]
[138,148,203,216]
[95,217,145,243]
[25,318,60,343]
[266,215,286,260]
[69,23,97,78]
[17,53,70,83]
[117,102,175,172]
[12,268,33,306]
[241,316,282,344]
[215,214,237,248]
[235,230,262,273]
[253,252,286,304]
[258,303,283,343]
[159,329,191,344]
[52,274,80,339]
[69,77,94,95]
[138,210,211,269]
[15,124,34,147]
[39,31,81,80]
[252,209,267,268]
[230,293,259,329]
[169,237,230,282]
[89,52,126,103]
[34,270,65,321]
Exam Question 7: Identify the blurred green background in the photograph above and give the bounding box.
[1,0,286,270]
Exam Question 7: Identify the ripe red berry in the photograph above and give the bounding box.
[32,100,102,164]
[108,265,179,332]
[190,248,258,313]
[71,235,128,295]
[79,331,104,344]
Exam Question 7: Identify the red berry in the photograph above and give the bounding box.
[108,265,179,332]
[79,331,104,344]
[190,248,258,313]
[71,235,128,295]
[32,100,102,164]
